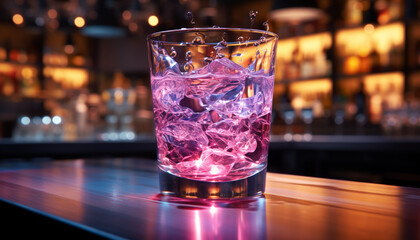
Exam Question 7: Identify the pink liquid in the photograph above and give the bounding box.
[151,58,274,181]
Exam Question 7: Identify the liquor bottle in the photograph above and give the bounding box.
[370,47,381,72]
[369,84,383,123]
[355,81,367,118]
[346,0,363,26]
[287,47,300,79]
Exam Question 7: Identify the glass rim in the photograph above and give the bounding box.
[147,27,278,44]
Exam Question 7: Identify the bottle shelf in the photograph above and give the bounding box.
[276,76,332,84]
[337,70,404,79]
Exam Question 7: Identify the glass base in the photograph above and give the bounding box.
[158,167,266,199]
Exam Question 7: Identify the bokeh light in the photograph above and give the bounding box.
[148,15,159,27]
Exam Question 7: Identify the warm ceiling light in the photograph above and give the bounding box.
[122,10,132,21]
[74,16,85,28]
[48,9,58,19]
[129,22,138,32]
[269,0,323,24]
[148,15,159,26]
[64,45,75,55]
[12,14,24,25]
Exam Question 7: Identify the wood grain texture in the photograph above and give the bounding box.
[0,158,419,240]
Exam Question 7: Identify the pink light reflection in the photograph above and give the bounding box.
[194,210,202,240]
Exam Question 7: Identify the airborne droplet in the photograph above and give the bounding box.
[263,21,269,32]
[170,47,177,58]
[186,11,196,26]
[249,10,258,28]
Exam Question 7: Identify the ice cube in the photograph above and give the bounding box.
[206,118,241,136]
[234,133,257,153]
[244,138,268,163]
[160,121,209,163]
[195,57,246,76]
[212,91,264,118]
[185,75,222,99]
[164,140,202,163]
[162,121,208,146]
[175,159,201,174]
[153,109,184,130]
[199,148,238,176]
[175,148,237,176]
[240,92,264,117]
[200,80,244,109]
[205,119,239,149]
[205,118,250,150]
[244,114,271,162]
[247,74,274,112]
[152,78,185,109]
[156,54,181,75]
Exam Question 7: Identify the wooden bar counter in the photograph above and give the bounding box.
[0,158,419,239]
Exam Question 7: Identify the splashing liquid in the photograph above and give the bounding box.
[186,11,196,27]
[192,36,204,44]
[170,47,177,58]
[184,51,194,72]
[263,21,269,32]
[185,51,193,61]
[214,40,227,59]
[204,57,213,64]
[249,10,258,28]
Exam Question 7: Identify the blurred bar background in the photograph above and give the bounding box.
[1,0,420,187]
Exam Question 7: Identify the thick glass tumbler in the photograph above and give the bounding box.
[147,28,278,198]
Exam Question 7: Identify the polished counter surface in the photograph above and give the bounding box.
[0,158,419,239]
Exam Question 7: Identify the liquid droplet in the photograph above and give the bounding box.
[184,62,194,73]
[157,42,166,54]
[186,12,196,26]
[204,57,213,64]
[232,53,243,57]
[212,25,220,28]
[185,51,192,61]
[253,41,260,47]
[192,36,204,45]
[237,36,244,43]
[263,21,269,31]
[170,47,177,58]
[249,10,258,28]
[259,36,267,43]
[214,40,227,54]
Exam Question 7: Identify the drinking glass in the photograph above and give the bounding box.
[147,28,278,198]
